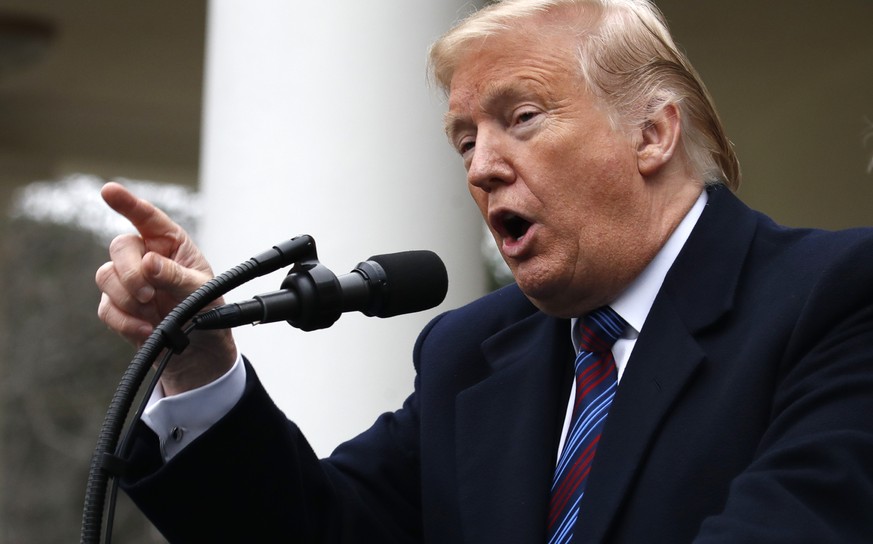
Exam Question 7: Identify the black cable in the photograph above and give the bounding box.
[81,235,320,544]
[104,328,186,544]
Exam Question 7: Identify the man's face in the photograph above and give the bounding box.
[446,26,669,317]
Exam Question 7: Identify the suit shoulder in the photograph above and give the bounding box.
[750,221,873,280]
[425,283,537,337]
[412,283,538,364]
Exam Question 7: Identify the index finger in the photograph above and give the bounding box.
[101,181,181,241]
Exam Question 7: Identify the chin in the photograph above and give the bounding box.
[516,280,578,318]
[518,277,605,318]
[527,297,586,319]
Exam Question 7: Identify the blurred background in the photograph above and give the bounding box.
[0,0,871,541]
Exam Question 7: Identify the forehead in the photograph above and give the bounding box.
[444,29,582,131]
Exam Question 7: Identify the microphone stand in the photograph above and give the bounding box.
[80,235,323,544]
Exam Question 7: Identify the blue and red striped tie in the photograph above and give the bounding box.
[547,306,626,544]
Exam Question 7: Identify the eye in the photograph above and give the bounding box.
[458,138,475,155]
[513,109,540,126]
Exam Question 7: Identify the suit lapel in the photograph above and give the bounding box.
[575,187,761,542]
[575,304,705,542]
[455,311,571,543]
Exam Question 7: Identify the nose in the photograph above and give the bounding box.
[466,131,515,192]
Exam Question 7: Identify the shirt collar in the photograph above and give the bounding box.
[572,189,708,345]
[611,189,708,336]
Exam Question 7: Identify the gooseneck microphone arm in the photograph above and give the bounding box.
[81,235,322,544]
[81,236,449,544]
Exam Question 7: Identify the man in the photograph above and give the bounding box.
[96,0,873,542]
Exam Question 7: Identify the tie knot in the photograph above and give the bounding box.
[577,306,626,353]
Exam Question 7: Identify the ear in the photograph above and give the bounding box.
[636,102,681,177]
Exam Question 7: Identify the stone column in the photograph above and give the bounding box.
[199,0,484,455]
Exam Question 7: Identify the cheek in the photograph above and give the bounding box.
[563,151,636,207]
[469,186,488,216]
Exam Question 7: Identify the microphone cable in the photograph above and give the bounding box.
[81,234,448,543]
[81,235,321,544]
[103,337,180,544]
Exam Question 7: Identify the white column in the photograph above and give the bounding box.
[199,1,485,456]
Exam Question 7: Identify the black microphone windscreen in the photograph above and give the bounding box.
[368,250,448,317]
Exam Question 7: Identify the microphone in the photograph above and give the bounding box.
[194,250,448,331]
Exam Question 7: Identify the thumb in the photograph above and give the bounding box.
[143,252,212,300]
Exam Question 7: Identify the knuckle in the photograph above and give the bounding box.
[96,297,110,323]
[119,266,142,286]
[108,233,144,259]
[95,262,113,286]
[108,234,131,254]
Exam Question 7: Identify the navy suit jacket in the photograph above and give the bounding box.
[124,187,873,543]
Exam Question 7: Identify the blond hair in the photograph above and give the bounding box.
[428,0,740,189]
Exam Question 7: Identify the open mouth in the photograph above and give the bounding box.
[499,213,532,241]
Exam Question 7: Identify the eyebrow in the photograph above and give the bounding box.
[444,82,537,140]
[443,111,468,142]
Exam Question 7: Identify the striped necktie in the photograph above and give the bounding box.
[547,306,626,544]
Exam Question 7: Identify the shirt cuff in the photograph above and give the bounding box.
[142,354,247,461]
